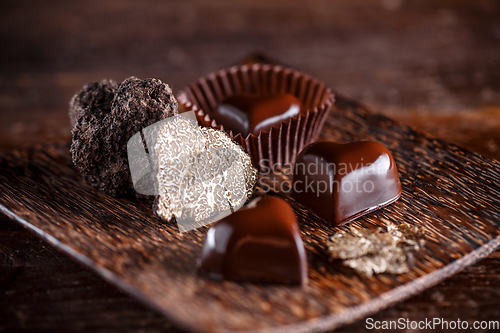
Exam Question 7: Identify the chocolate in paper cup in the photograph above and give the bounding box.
[177,64,334,172]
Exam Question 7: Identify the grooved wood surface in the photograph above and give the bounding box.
[0,95,499,332]
[1,0,500,332]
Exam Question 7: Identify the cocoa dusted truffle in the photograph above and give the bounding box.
[70,76,178,196]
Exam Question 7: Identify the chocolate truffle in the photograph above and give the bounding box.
[198,196,308,285]
[293,141,401,226]
[70,76,178,197]
[214,93,303,137]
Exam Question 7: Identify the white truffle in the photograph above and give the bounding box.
[154,116,257,230]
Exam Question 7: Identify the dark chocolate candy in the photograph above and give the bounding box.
[214,93,303,137]
[198,196,308,285]
[293,141,401,226]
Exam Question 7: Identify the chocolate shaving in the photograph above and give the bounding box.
[327,220,425,277]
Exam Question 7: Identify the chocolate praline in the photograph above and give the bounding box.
[198,196,308,285]
[214,93,303,137]
[293,141,401,226]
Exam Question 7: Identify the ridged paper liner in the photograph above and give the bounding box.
[177,64,334,172]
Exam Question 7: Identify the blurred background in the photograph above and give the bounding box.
[1,0,499,158]
[1,1,500,332]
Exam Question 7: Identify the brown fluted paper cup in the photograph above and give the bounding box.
[177,64,334,172]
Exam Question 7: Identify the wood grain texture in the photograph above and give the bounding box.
[1,1,500,331]
[1,0,499,157]
[0,216,182,333]
[2,216,500,333]
[0,94,499,332]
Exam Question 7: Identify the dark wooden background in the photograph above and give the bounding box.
[1,0,499,332]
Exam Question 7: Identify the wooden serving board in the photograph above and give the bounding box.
[1,95,500,333]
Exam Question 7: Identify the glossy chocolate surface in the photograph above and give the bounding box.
[214,93,303,137]
[198,196,308,285]
[293,141,401,226]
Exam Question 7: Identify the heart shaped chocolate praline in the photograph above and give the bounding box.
[293,141,402,226]
[213,93,303,137]
[198,196,308,285]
